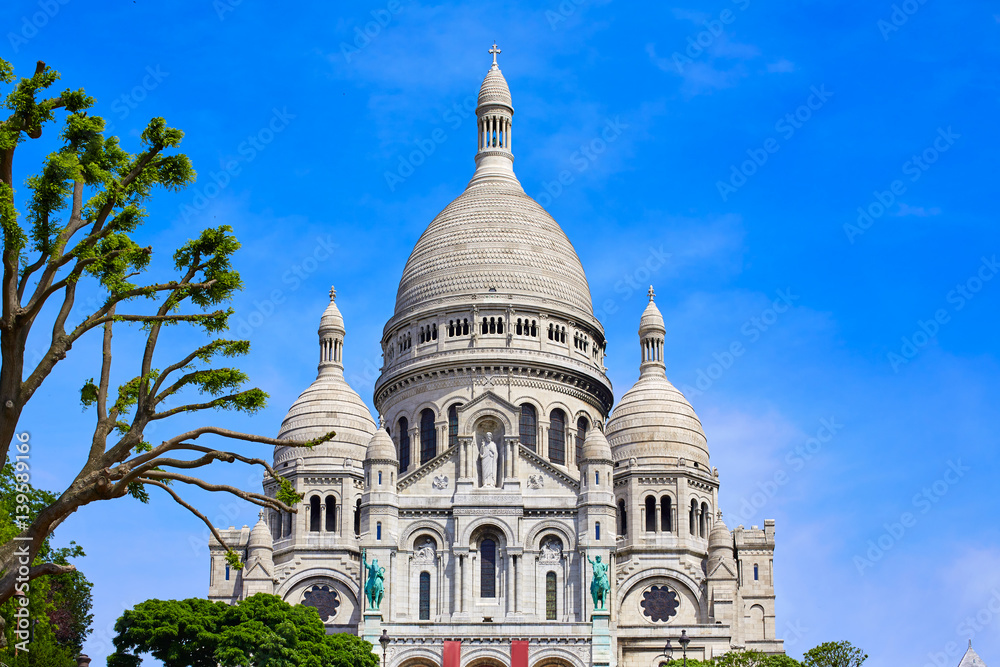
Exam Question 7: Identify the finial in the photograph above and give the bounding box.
[329,286,337,302]
[647,285,655,302]
[489,42,501,67]
[378,414,385,429]
[258,510,265,520]
[969,640,973,649]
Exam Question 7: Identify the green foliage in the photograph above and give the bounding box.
[275,477,302,507]
[224,550,243,572]
[660,652,803,667]
[0,465,92,664]
[110,594,380,667]
[802,641,867,667]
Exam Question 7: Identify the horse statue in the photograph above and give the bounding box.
[362,549,385,610]
[587,553,610,610]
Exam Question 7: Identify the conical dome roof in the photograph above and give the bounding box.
[276,293,375,462]
[478,65,512,108]
[581,426,613,462]
[639,288,666,332]
[248,512,272,551]
[365,424,398,463]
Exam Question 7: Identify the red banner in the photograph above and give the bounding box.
[444,640,462,667]
[512,640,529,667]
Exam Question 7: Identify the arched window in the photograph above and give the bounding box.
[419,572,431,620]
[325,496,336,532]
[531,321,537,337]
[661,496,672,533]
[618,499,628,537]
[398,417,410,472]
[595,522,601,540]
[689,500,697,535]
[463,319,469,335]
[519,404,537,452]
[480,539,496,598]
[354,499,361,537]
[516,319,523,335]
[645,496,656,532]
[448,404,461,448]
[575,416,588,465]
[754,563,759,581]
[549,409,566,465]
[283,511,293,537]
[701,502,710,537]
[310,496,321,532]
[420,409,436,464]
[225,563,230,580]
[376,522,382,540]
[481,318,488,334]
[432,323,438,340]
[546,572,557,620]
[497,317,504,334]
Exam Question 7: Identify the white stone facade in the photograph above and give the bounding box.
[208,49,784,667]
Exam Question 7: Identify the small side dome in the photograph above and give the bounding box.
[709,518,731,551]
[581,427,612,462]
[365,420,398,463]
[248,512,273,552]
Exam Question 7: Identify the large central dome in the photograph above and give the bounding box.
[393,177,594,319]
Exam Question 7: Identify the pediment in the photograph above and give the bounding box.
[519,444,579,492]
[456,390,518,435]
[397,444,458,492]
[708,559,737,580]
[244,560,273,581]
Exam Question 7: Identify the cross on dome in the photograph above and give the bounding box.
[648,285,655,302]
[378,414,385,429]
[489,42,501,67]
[329,286,337,301]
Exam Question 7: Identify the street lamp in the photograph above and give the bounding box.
[663,630,691,667]
[379,629,390,667]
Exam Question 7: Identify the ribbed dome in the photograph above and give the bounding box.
[709,519,731,551]
[478,65,512,109]
[365,426,397,462]
[606,373,709,466]
[582,427,612,462]
[248,512,272,551]
[393,178,594,318]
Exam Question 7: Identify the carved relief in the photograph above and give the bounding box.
[527,474,545,489]
[432,474,449,490]
[539,537,563,563]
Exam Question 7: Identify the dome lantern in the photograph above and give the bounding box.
[473,43,516,184]
[639,286,666,377]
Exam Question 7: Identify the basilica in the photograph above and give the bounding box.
[208,47,784,666]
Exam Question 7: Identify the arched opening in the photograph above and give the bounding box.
[480,538,496,598]
[420,409,437,464]
[545,571,557,620]
[354,499,361,537]
[398,416,410,472]
[519,404,537,452]
[325,496,336,532]
[548,409,566,465]
[448,404,461,448]
[618,499,628,537]
[376,522,382,540]
[661,496,672,533]
[419,571,431,620]
[645,496,657,532]
[689,499,697,535]
[754,563,759,581]
[700,502,709,537]
[575,416,588,466]
[309,496,321,532]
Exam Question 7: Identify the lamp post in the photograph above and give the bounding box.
[663,630,691,667]
[379,629,390,667]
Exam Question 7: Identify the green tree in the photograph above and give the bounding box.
[802,641,867,667]
[0,59,326,643]
[109,594,380,667]
[0,463,92,665]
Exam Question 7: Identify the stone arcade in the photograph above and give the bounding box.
[208,48,785,666]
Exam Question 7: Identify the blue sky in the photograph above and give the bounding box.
[3,0,999,665]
